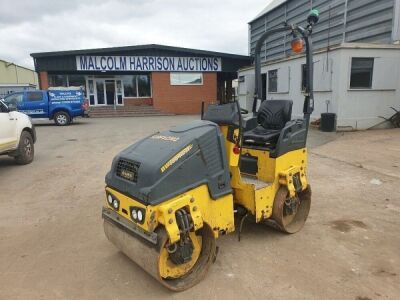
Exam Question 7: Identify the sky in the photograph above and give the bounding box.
[0,0,273,69]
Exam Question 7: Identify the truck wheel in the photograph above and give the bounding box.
[15,131,34,165]
[54,111,70,126]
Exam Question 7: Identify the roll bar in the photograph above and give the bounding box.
[252,10,319,129]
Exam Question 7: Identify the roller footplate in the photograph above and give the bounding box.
[102,207,158,245]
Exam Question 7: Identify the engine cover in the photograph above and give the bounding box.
[106,120,232,205]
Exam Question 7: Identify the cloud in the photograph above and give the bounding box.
[0,0,272,69]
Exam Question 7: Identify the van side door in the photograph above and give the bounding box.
[23,91,48,118]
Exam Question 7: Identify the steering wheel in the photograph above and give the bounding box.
[240,108,249,114]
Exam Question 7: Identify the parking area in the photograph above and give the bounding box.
[0,116,399,299]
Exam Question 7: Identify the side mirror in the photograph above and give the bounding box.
[307,9,319,25]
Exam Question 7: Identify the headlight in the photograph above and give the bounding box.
[137,210,143,222]
[112,199,119,210]
[131,207,145,224]
[107,194,113,205]
[131,209,138,220]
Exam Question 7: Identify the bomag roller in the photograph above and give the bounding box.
[102,10,319,291]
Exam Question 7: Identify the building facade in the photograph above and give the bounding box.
[0,59,38,98]
[31,45,250,114]
[239,0,400,130]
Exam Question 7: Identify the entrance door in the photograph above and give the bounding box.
[96,79,105,105]
[91,78,119,106]
[105,80,115,105]
[116,80,123,105]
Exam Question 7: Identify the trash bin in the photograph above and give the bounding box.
[320,113,336,132]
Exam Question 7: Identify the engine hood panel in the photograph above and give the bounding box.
[106,120,232,205]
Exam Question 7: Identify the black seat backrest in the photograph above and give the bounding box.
[257,100,293,130]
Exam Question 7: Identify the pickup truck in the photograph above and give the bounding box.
[2,88,88,126]
[0,100,36,164]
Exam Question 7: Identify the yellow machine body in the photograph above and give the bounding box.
[218,125,308,222]
[102,10,319,292]
[105,184,235,244]
[102,122,310,290]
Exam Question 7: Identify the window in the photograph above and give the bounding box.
[68,74,86,91]
[261,74,266,100]
[301,64,307,91]
[350,58,374,89]
[26,92,43,101]
[49,74,87,95]
[123,76,138,97]
[170,73,203,85]
[3,93,23,110]
[123,75,151,98]
[268,69,278,92]
[48,75,67,87]
[138,75,151,97]
[0,101,8,112]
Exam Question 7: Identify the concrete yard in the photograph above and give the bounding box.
[0,116,399,299]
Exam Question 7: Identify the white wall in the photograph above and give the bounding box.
[239,51,338,120]
[336,48,400,129]
[238,45,400,130]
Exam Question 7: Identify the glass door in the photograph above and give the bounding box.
[96,79,106,105]
[87,79,95,106]
[105,80,115,105]
[116,80,123,105]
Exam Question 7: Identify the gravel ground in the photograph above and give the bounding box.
[0,117,399,300]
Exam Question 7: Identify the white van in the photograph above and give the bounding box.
[0,99,36,164]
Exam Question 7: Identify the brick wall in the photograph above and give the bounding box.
[124,97,153,106]
[152,72,217,114]
[39,71,49,90]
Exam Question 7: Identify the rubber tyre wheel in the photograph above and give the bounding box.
[54,111,70,126]
[15,131,34,165]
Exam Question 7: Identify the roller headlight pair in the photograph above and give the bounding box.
[107,194,119,210]
[131,207,145,224]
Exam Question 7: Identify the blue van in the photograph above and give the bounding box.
[3,89,89,126]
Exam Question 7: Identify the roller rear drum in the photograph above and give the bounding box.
[271,185,312,233]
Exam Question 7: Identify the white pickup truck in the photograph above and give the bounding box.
[0,99,36,165]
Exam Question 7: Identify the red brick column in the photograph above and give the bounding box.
[152,72,217,114]
[39,71,49,90]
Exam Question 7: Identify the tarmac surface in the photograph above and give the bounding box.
[0,116,399,299]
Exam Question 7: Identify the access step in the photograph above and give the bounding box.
[240,174,271,190]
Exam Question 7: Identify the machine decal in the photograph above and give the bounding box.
[160,144,193,173]
[19,109,44,115]
[120,169,134,181]
[151,135,180,142]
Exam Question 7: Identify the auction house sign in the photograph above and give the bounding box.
[76,55,222,72]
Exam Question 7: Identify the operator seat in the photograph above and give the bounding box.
[243,100,293,147]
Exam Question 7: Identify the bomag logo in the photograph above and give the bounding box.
[120,170,134,180]
[151,135,180,142]
[160,144,193,173]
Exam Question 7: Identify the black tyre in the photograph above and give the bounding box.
[54,111,70,126]
[15,131,34,165]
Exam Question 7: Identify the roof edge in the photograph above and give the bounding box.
[0,59,36,72]
[239,42,400,71]
[249,0,288,24]
[30,44,250,60]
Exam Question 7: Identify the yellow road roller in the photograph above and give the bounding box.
[102,10,319,291]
